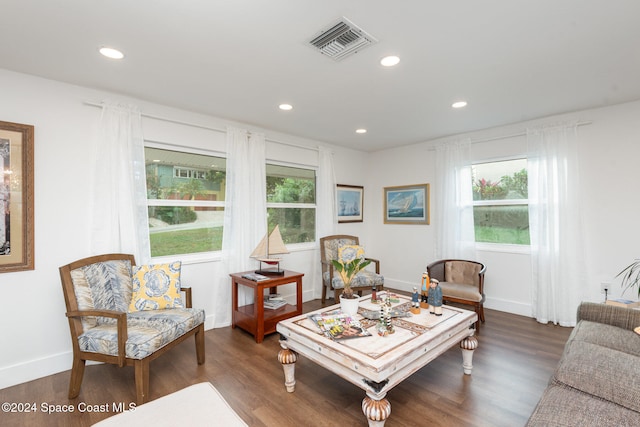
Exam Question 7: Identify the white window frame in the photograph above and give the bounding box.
[145,142,226,262]
[472,156,530,253]
[266,161,317,250]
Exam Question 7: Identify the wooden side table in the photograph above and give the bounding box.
[230,270,304,343]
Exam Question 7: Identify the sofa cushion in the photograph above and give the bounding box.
[78,308,205,359]
[70,259,133,329]
[553,339,640,412]
[570,320,640,357]
[445,261,480,286]
[325,269,384,289]
[527,384,640,426]
[129,261,183,312]
[439,282,483,302]
[323,237,357,262]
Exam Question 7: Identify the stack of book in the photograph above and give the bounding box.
[605,298,640,309]
[242,273,269,281]
[264,295,287,310]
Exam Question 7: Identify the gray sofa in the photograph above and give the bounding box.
[527,302,640,426]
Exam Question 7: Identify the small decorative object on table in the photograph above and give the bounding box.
[332,245,372,315]
[410,286,421,314]
[250,225,289,276]
[420,270,430,308]
[377,293,395,336]
[428,278,443,316]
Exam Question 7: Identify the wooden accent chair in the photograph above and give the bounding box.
[319,235,384,303]
[59,253,205,404]
[427,259,486,330]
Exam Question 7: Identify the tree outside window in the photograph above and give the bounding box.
[266,164,316,244]
[145,147,226,256]
[472,159,529,245]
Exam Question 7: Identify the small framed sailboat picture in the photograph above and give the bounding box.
[336,184,364,223]
[383,184,430,225]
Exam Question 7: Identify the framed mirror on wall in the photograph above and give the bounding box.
[0,120,34,272]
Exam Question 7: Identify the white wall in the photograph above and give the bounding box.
[2,66,640,390]
[0,69,366,389]
[365,99,640,317]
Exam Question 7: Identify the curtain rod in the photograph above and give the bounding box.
[426,120,593,150]
[470,120,592,145]
[83,100,319,152]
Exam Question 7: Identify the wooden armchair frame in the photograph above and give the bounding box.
[319,235,383,303]
[59,253,205,404]
[427,259,486,330]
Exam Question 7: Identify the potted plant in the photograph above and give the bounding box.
[332,245,371,314]
[616,259,640,298]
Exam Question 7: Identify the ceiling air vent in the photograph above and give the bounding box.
[309,17,378,61]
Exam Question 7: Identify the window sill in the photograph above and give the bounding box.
[151,251,222,265]
[150,242,316,265]
[475,242,531,254]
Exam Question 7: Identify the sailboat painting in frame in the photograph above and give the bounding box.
[250,224,290,275]
[383,184,430,225]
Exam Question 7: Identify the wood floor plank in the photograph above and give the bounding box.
[0,297,572,427]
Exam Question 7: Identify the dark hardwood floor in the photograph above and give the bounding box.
[0,297,572,427]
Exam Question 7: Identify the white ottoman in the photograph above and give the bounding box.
[92,382,248,426]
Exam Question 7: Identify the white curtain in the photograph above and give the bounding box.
[314,146,337,297]
[527,123,585,326]
[215,127,267,326]
[434,139,476,260]
[90,101,151,263]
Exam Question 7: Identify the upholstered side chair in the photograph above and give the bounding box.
[427,259,486,330]
[319,235,384,303]
[59,253,205,404]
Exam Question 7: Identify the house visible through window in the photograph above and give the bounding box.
[472,158,529,245]
[145,147,226,257]
[174,167,207,180]
[266,164,316,244]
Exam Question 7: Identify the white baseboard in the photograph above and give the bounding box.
[2,312,227,390]
[483,297,532,317]
[384,278,533,318]
[0,351,72,390]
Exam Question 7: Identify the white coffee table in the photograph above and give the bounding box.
[276,292,478,427]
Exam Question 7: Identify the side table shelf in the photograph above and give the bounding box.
[230,270,304,343]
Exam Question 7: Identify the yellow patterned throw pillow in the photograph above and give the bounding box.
[128,261,183,312]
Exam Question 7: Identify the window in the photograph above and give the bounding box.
[266,164,316,244]
[472,158,529,245]
[145,147,226,257]
[174,167,207,180]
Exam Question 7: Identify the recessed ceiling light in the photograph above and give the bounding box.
[380,55,400,67]
[452,101,468,109]
[99,47,124,59]
[279,104,293,111]
[355,128,367,134]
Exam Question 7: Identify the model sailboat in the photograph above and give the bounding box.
[250,225,289,275]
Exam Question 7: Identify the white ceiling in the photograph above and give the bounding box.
[2,1,640,152]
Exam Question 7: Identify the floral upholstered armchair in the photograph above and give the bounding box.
[320,235,384,302]
[59,253,205,404]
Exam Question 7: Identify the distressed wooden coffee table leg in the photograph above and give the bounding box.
[362,392,391,427]
[460,335,479,375]
[278,340,298,392]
